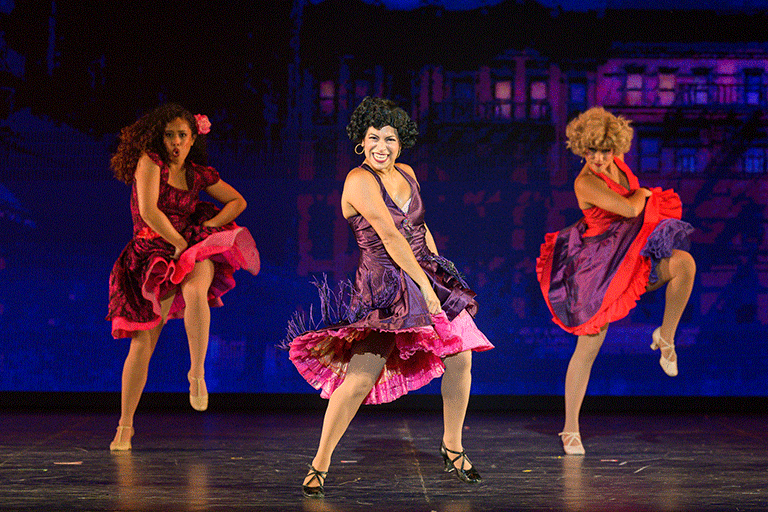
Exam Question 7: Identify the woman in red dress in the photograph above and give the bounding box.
[537,107,695,455]
[107,103,260,450]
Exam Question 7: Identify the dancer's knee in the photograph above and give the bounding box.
[443,350,472,378]
[575,332,604,360]
[339,372,377,401]
[128,333,156,361]
[181,278,209,305]
[671,250,696,281]
[181,261,214,301]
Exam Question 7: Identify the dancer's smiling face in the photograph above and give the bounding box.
[362,125,400,173]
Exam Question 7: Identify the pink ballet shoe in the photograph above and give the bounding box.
[650,327,678,377]
[188,372,208,411]
[110,426,133,451]
[559,431,585,455]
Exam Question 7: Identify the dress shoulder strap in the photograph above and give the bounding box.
[393,165,418,191]
[359,163,387,192]
[613,157,640,190]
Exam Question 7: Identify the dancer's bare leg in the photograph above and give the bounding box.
[646,250,696,361]
[303,332,395,485]
[441,350,472,467]
[113,293,175,442]
[181,259,215,399]
[563,324,608,434]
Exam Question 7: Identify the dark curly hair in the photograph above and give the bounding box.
[346,96,418,148]
[110,103,208,184]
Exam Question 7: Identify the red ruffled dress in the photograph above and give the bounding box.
[537,158,693,335]
[288,164,494,405]
[107,152,260,339]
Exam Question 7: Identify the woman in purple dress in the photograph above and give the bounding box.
[288,97,493,497]
[107,103,260,451]
[537,107,696,455]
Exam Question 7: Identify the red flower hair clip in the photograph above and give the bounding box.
[194,114,211,135]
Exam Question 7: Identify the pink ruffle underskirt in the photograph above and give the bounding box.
[110,227,259,338]
[289,309,493,405]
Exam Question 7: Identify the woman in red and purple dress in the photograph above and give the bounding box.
[107,103,259,451]
[537,107,696,455]
[288,97,493,498]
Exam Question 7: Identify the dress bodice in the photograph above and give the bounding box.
[347,164,431,262]
[581,157,641,237]
[129,153,219,236]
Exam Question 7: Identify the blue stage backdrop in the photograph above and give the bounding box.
[1,108,766,397]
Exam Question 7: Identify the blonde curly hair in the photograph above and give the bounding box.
[565,107,633,157]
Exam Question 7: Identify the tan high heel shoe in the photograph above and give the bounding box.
[651,327,678,377]
[110,426,133,451]
[558,431,585,455]
[188,372,208,411]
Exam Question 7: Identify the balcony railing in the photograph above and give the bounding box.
[614,83,768,108]
[429,99,552,124]
[674,83,765,107]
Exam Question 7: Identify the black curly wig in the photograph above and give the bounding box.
[346,96,418,148]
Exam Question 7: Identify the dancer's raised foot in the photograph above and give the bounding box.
[188,371,209,411]
[651,327,678,377]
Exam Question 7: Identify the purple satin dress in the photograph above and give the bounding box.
[536,158,693,335]
[288,164,493,405]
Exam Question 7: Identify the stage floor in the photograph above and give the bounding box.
[0,409,765,511]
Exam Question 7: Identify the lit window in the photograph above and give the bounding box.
[658,72,676,106]
[529,80,547,119]
[570,82,586,104]
[494,80,512,119]
[676,149,697,174]
[693,80,708,105]
[626,74,643,90]
[626,73,643,106]
[530,81,547,100]
[745,70,762,106]
[659,74,675,90]
[691,69,710,105]
[640,138,660,172]
[744,148,766,174]
[319,80,335,115]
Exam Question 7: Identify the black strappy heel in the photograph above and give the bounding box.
[302,463,328,498]
[439,442,482,483]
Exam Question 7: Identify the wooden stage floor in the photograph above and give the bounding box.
[0,408,766,511]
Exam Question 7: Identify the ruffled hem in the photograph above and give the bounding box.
[110,317,163,340]
[642,218,692,260]
[173,226,260,283]
[110,226,259,339]
[289,310,493,405]
[563,261,651,336]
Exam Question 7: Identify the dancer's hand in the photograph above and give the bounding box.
[637,187,653,199]
[172,240,188,260]
[420,284,442,315]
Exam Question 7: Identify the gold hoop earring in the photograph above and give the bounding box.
[354,143,364,155]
